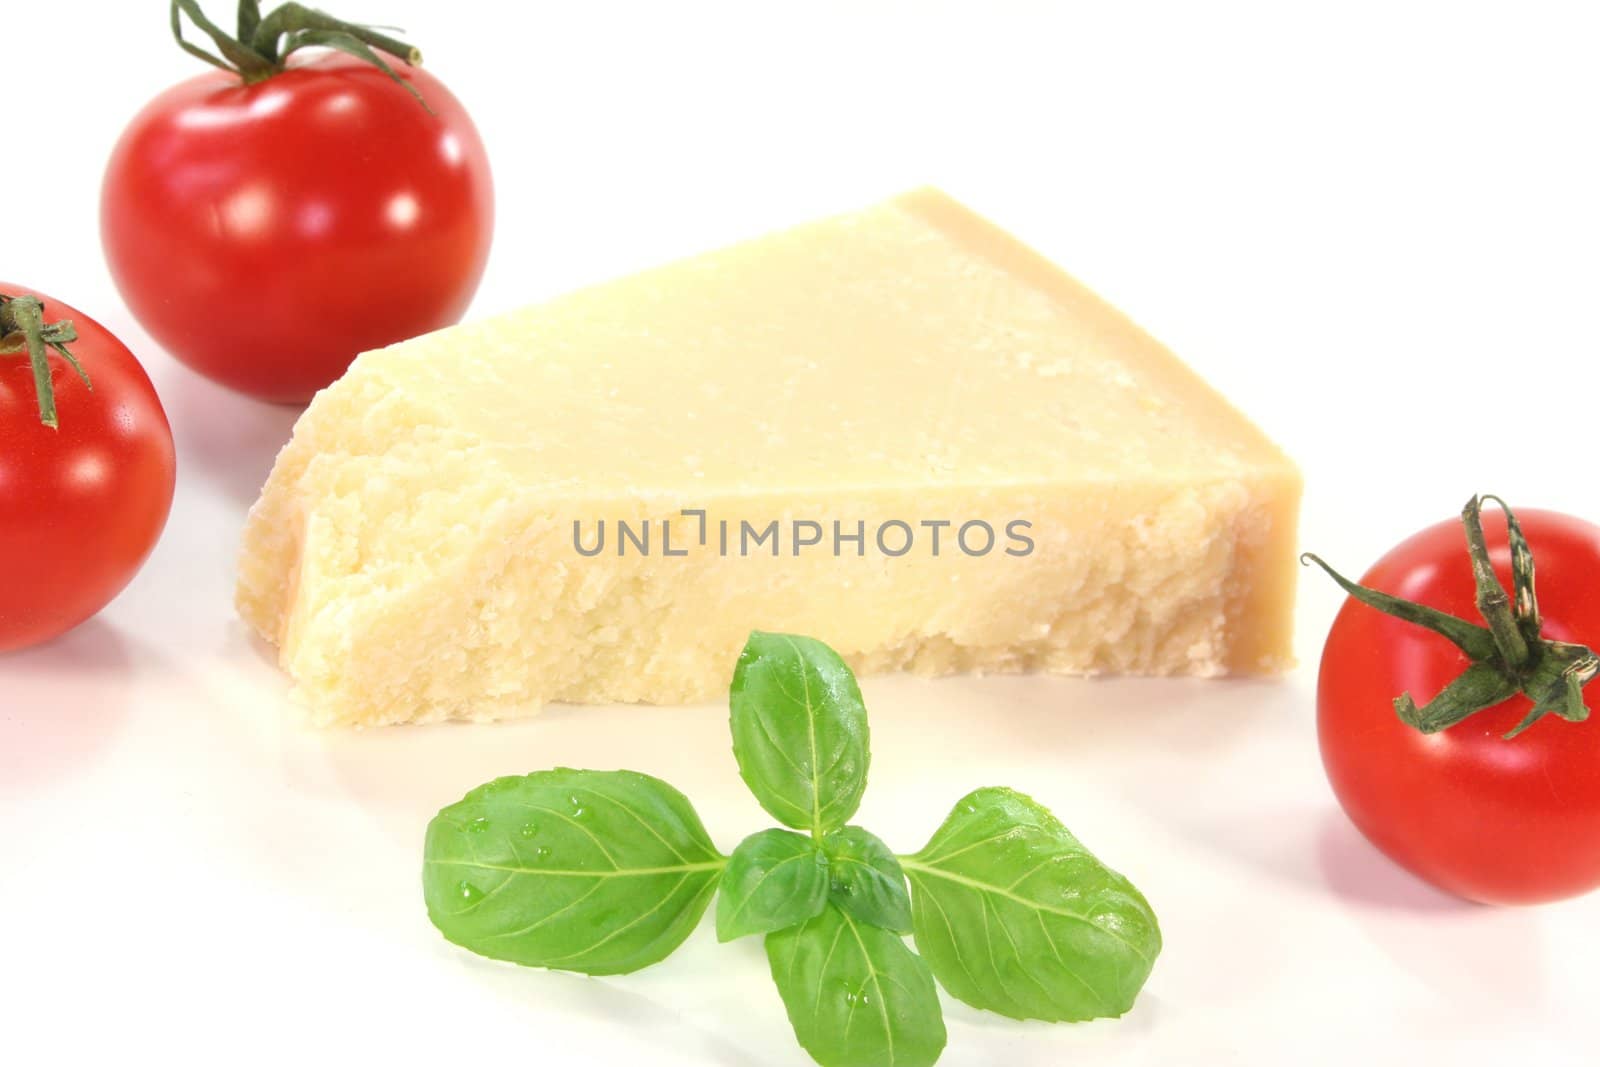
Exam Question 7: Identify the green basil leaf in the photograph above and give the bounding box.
[422,769,725,976]
[766,904,946,1067]
[716,829,830,942]
[824,826,912,934]
[730,631,870,835]
[902,787,1161,1022]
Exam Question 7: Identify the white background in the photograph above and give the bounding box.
[4,1,1598,1064]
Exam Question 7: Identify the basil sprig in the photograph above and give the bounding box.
[423,631,1161,1066]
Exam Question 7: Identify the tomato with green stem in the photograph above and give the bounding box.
[0,286,176,652]
[1305,496,1600,904]
[102,1,493,403]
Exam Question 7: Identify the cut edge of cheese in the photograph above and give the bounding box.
[238,188,1301,726]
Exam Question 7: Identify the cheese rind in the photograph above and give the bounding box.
[238,189,1300,726]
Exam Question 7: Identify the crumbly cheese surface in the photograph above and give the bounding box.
[238,189,1301,726]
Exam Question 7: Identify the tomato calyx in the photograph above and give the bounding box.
[0,292,92,429]
[1303,495,1600,740]
[171,1,429,109]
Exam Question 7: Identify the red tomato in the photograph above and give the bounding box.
[1316,508,1600,904]
[0,285,176,652]
[101,51,493,403]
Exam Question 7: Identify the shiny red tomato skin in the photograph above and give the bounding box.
[1318,509,1600,904]
[0,285,176,651]
[101,52,493,403]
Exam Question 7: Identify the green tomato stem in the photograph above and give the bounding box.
[1303,495,1599,739]
[170,0,427,107]
[1461,496,1532,670]
[0,293,90,429]
[252,3,421,67]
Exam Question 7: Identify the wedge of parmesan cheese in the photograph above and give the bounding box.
[238,189,1300,726]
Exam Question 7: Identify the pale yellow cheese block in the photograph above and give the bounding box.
[238,189,1301,726]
